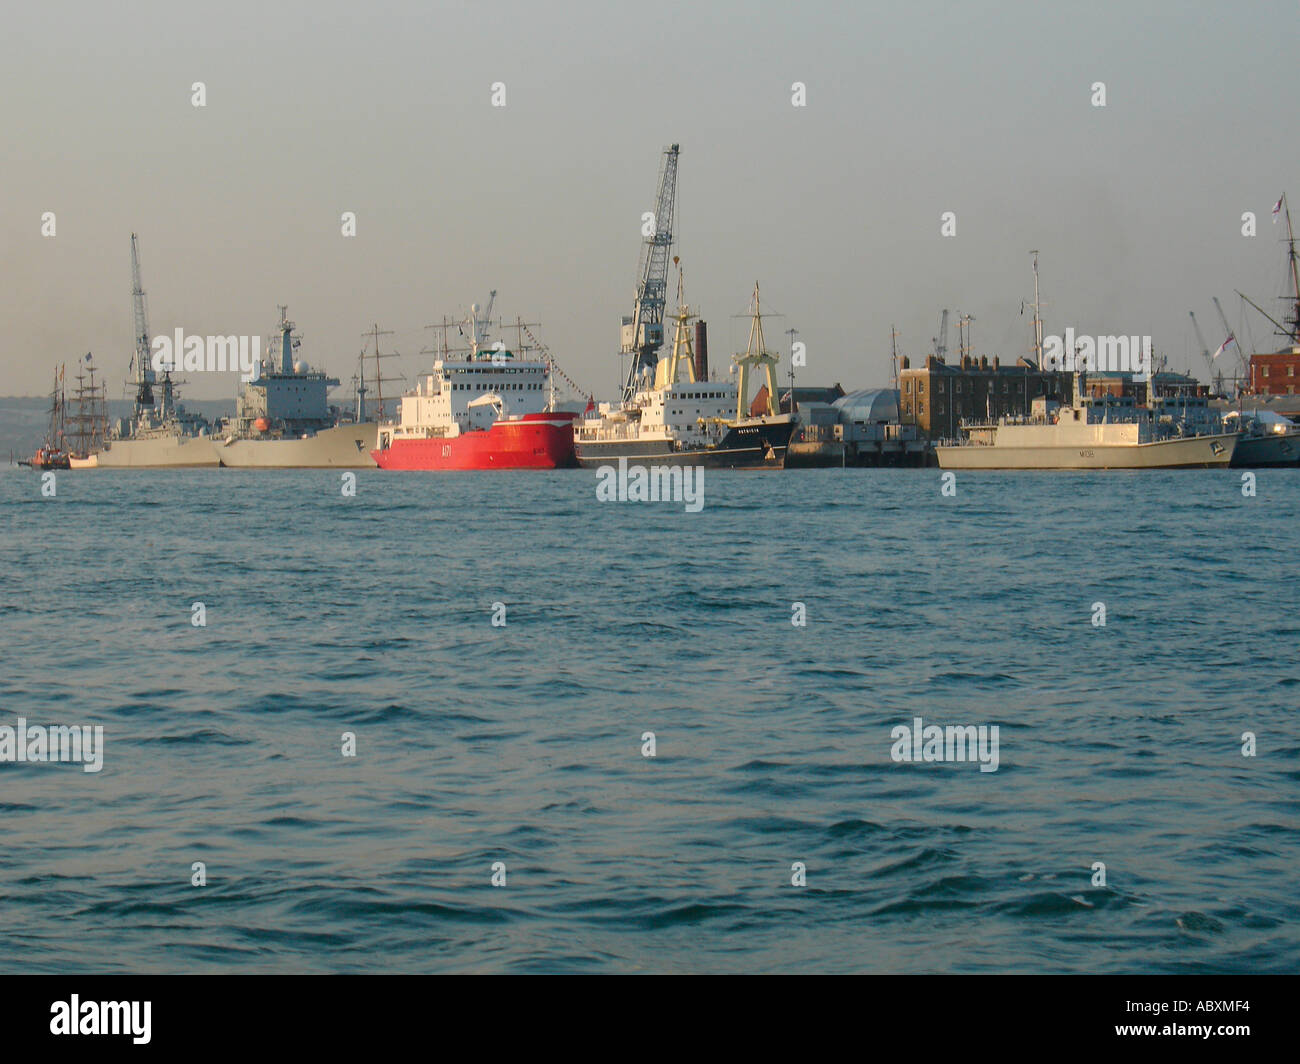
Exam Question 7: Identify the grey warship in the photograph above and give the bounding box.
[94,234,217,468]
[212,307,377,468]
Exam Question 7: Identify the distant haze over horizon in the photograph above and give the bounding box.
[4,0,1298,400]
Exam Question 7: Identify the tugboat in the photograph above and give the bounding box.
[372,293,577,470]
[211,306,377,468]
[574,276,797,469]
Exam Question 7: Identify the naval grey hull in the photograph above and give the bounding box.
[1230,431,1300,467]
[936,433,1238,470]
[95,434,220,468]
[214,423,377,468]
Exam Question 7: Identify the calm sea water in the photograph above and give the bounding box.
[0,466,1296,974]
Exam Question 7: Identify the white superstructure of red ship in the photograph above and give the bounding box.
[372,294,577,470]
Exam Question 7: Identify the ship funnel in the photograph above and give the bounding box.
[695,320,709,381]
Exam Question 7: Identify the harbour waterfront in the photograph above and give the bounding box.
[1,467,1296,974]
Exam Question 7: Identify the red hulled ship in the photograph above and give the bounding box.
[372,293,578,470]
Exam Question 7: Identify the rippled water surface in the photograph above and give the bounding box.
[0,466,1296,973]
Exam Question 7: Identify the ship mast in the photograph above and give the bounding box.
[68,356,106,455]
[1030,251,1045,365]
[787,326,799,415]
[891,326,899,386]
[1285,194,1300,345]
[46,364,67,453]
[1235,192,1300,380]
[360,323,399,421]
[129,234,156,417]
[733,283,781,420]
[663,261,698,387]
[470,291,497,356]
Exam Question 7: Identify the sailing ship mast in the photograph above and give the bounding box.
[1282,194,1300,346]
[44,364,68,457]
[358,324,402,422]
[1239,194,1300,348]
[68,356,109,457]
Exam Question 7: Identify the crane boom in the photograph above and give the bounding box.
[1211,296,1245,376]
[1188,311,1212,371]
[935,309,949,359]
[621,144,679,397]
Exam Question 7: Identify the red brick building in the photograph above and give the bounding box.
[1248,348,1300,396]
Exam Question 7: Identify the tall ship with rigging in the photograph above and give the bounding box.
[67,355,110,468]
[211,307,379,468]
[94,234,218,468]
[21,365,71,470]
[372,293,577,470]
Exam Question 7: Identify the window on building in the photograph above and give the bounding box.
[918,381,925,394]
[904,380,912,392]
[918,401,924,415]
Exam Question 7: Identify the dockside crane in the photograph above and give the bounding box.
[621,144,679,399]
[932,309,949,360]
[1212,296,1247,383]
[1188,310,1220,392]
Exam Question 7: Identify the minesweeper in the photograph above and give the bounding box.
[936,371,1238,469]
[211,307,376,468]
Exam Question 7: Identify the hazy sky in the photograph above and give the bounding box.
[3,0,1298,400]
